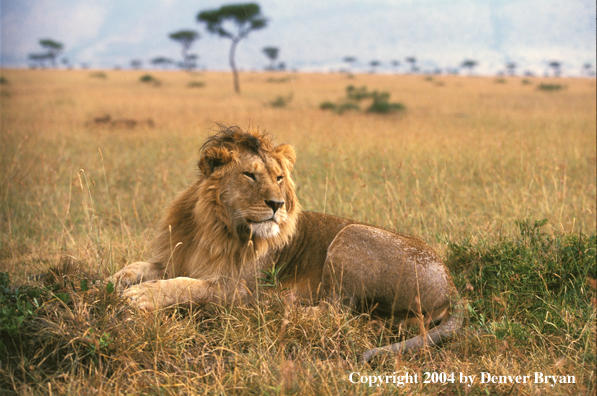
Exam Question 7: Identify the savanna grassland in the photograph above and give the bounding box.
[0,69,595,395]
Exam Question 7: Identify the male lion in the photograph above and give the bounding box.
[111,126,464,363]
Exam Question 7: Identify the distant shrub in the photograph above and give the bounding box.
[0,76,8,84]
[345,85,371,101]
[537,83,565,91]
[89,72,107,79]
[366,91,405,114]
[319,101,360,114]
[269,94,293,108]
[266,77,291,83]
[321,85,405,115]
[521,79,533,85]
[336,102,360,114]
[319,101,336,111]
[139,74,160,86]
[494,78,507,84]
[187,81,205,88]
[367,99,405,114]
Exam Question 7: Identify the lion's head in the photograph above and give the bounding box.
[151,126,300,279]
[198,126,300,240]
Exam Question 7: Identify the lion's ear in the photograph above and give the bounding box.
[274,144,296,172]
[198,147,235,176]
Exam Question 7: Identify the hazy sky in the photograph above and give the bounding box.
[1,0,595,75]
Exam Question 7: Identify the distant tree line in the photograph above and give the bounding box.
[26,2,596,91]
[339,56,595,78]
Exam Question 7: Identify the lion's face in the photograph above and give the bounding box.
[197,129,299,243]
[222,151,292,239]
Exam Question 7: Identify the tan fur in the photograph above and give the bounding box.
[110,126,465,363]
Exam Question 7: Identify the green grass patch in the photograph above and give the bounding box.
[0,259,115,361]
[447,219,596,350]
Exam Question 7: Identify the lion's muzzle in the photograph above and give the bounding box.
[264,199,284,214]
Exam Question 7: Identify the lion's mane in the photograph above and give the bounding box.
[148,126,300,283]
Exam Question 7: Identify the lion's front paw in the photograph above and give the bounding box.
[109,261,162,291]
[122,281,168,310]
[109,267,142,291]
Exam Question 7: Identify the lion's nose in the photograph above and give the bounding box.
[265,200,284,214]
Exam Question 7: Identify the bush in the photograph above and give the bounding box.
[336,102,360,114]
[187,81,205,88]
[89,72,107,79]
[319,101,359,114]
[321,85,405,115]
[139,74,160,86]
[537,83,565,91]
[367,99,405,114]
[0,76,8,84]
[366,91,405,114]
[345,85,370,101]
[269,94,293,108]
[266,77,291,83]
[319,101,337,111]
[446,219,596,344]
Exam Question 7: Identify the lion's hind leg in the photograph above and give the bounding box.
[319,224,465,364]
[109,261,165,291]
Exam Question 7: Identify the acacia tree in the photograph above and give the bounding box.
[39,39,63,68]
[197,3,267,93]
[169,30,200,71]
[151,57,174,69]
[262,46,279,70]
[342,56,356,71]
[28,53,50,68]
[461,59,478,75]
[405,57,417,73]
[548,61,561,77]
[369,60,380,73]
[506,62,517,76]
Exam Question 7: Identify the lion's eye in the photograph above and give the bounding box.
[243,172,256,181]
[276,175,284,183]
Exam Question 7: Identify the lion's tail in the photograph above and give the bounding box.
[360,299,467,364]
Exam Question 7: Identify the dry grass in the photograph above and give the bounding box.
[0,69,595,395]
